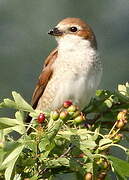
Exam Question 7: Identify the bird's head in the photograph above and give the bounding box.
[48,17,97,49]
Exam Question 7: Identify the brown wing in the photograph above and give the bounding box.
[31,48,58,109]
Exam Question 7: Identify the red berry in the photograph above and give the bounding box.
[37,113,45,124]
[63,100,73,108]
[78,153,84,158]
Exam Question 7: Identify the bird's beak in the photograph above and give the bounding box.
[48,27,63,36]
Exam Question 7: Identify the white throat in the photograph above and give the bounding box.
[56,34,96,65]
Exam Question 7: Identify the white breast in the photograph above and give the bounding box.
[51,35,102,110]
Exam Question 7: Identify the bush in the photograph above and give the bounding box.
[0,83,129,180]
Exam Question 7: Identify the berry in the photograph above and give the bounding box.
[96,158,110,170]
[78,153,84,158]
[116,119,125,129]
[117,110,128,121]
[74,114,85,124]
[84,172,93,180]
[51,110,59,120]
[59,111,69,120]
[67,105,77,112]
[63,100,73,108]
[37,113,45,124]
[72,110,80,118]
[97,171,107,180]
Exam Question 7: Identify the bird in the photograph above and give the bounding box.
[27,17,102,122]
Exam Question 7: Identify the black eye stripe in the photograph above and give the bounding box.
[69,27,78,32]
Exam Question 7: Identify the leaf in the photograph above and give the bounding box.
[44,157,70,168]
[39,136,50,151]
[109,156,129,178]
[0,149,6,169]
[2,144,24,166]
[116,173,127,180]
[5,155,19,180]
[30,175,39,180]
[99,138,112,147]
[12,91,34,112]
[39,136,55,158]
[47,119,63,140]
[80,140,97,150]
[15,111,25,123]
[58,129,97,151]
[0,118,22,129]
[14,111,26,134]
[0,98,17,109]
[92,127,100,141]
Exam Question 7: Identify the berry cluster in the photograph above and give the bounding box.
[36,100,86,126]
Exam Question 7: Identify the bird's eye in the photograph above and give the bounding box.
[69,26,78,32]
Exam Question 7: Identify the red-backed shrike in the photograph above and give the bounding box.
[30,18,102,115]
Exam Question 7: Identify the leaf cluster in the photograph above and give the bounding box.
[0,83,129,180]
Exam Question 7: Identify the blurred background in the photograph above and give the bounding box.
[0,0,129,107]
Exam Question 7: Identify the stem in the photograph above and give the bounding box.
[108,121,117,136]
[99,143,127,152]
[110,144,127,152]
[109,128,120,138]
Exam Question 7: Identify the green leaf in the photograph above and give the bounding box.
[30,175,39,180]
[2,144,24,166]
[0,98,17,109]
[15,111,25,123]
[39,136,50,152]
[44,157,69,169]
[0,118,22,129]
[47,119,63,140]
[0,149,6,169]
[29,109,44,118]
[116,172,127,180]
[109,156,129,178]
[39,136,55,158]
[4,155,19,180]
[12,91,34,112]
[58,129,97,151]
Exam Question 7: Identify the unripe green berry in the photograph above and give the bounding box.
[59,111,68,120]
[72,111,80,118]
[74,115,85,124]
[96,158,110,170]
[51,110,59,120]
[67,105,77,113]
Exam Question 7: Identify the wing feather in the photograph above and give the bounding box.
[31,48,58,109]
